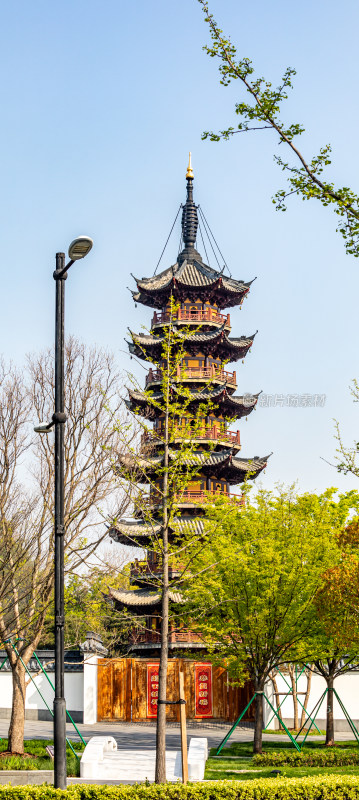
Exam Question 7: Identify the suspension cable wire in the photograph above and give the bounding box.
[198,205,232,277]
[154,204,182,275]
[198,206,221,270]
[198,216,210,266]
[177,223,183,257]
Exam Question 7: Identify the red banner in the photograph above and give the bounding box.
[147,663,159,718]
[195,663,213,717]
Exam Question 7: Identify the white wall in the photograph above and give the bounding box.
[264,669,359,732]
[83,655,98,724]
[0,670,84,721]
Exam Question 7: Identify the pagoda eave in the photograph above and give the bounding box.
[128,327,256,363]
[109,516,205,547]
[108,586,183,613]
[126,387,260,421]
[118,450,269,485]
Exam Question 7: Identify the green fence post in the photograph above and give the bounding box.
[295,689,327,748]
[32,652,86,746]
[263,694,301,751]
[333,689,359,744]
[216,694,257,755]
[11,645,79,760]
[265,667,320,734]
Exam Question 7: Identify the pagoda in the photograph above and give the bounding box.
[108,156,269,657]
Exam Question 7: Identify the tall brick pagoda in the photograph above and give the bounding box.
[109,156,269,659]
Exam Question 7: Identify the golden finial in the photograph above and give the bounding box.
[186,151,194,179]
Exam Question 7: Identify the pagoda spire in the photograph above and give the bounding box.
[178,152,201,265]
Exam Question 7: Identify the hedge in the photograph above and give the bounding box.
[253,748,359,767]
[1,776,359,800]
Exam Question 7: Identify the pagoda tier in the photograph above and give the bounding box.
[128,326,257,363]
[118,450,269,485]
[151,307,232,330]
[132,262,253,310]
[126,385,260,421]
[141,423,242,454]
[108,587,183,613]
[109,516,205,547]
[110,158,269,655]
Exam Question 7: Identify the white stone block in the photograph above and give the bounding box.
[80,736,208,783]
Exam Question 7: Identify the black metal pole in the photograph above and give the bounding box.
[53,252,67,789]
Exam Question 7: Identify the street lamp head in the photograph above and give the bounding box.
[34,422,54,434]
[68,235,93,261]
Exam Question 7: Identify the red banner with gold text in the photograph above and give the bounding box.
[195,663,213,717]
[147,663,159,718]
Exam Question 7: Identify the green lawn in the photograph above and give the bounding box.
[205,738,359,781]
[0,739,85,776]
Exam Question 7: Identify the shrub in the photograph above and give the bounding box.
[1,775,359,799]
[253,747,359,767]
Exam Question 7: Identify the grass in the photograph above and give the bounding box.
[0,739,85,776]
[205,738,359,782]
[263,728,326,735]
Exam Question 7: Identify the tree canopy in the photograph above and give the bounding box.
[184,486,359,752]
[198,0,359,257]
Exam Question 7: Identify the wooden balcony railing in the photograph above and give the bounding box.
[130,562,181,581]
[132,629,204,645]
[141,427,241,448]
[152,309,230,327]
[148,489,244,506]
[176,490,244,505]
[145,366,237,387]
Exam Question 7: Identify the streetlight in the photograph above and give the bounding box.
[34,235,93,789]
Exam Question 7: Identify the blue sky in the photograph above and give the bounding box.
[1,0,359,495]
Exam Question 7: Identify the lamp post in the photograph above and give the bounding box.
[34,236,93,789]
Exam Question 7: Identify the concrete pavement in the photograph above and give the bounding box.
[0,718,352,750]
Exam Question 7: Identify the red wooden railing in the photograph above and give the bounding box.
[152,308,230,326]
[176,490,244,505]
[145,366,237,387]
[141,427,241,447]
[130,563,181,581]
[148,489,244,506]
[133,629,203,645]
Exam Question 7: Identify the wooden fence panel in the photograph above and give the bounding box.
[97,656,254,722]
[228,679,255,722]
[97,658,130,721]
[132,660,148,721]
[212,665,227,720]
[97,658,113,720]
[180,660,194,719]
[166,661,179,721]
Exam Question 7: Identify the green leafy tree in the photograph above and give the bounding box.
[198,0,359,257]
[183,486,359,753]
[310,518,359,745]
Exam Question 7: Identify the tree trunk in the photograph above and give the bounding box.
[253,681,264,754]
[289,665,299,730]
[270,671,283,726]
[300,666,312,729]
[155,580,169,782]
[155,304,171,784]
[325,673,335,746]
[8,661,26,754]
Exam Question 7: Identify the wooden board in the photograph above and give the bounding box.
[97,658,131,721]
[97,656,253,722]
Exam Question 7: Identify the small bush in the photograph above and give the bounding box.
[1,775,359,799]
[253,747,359,767]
